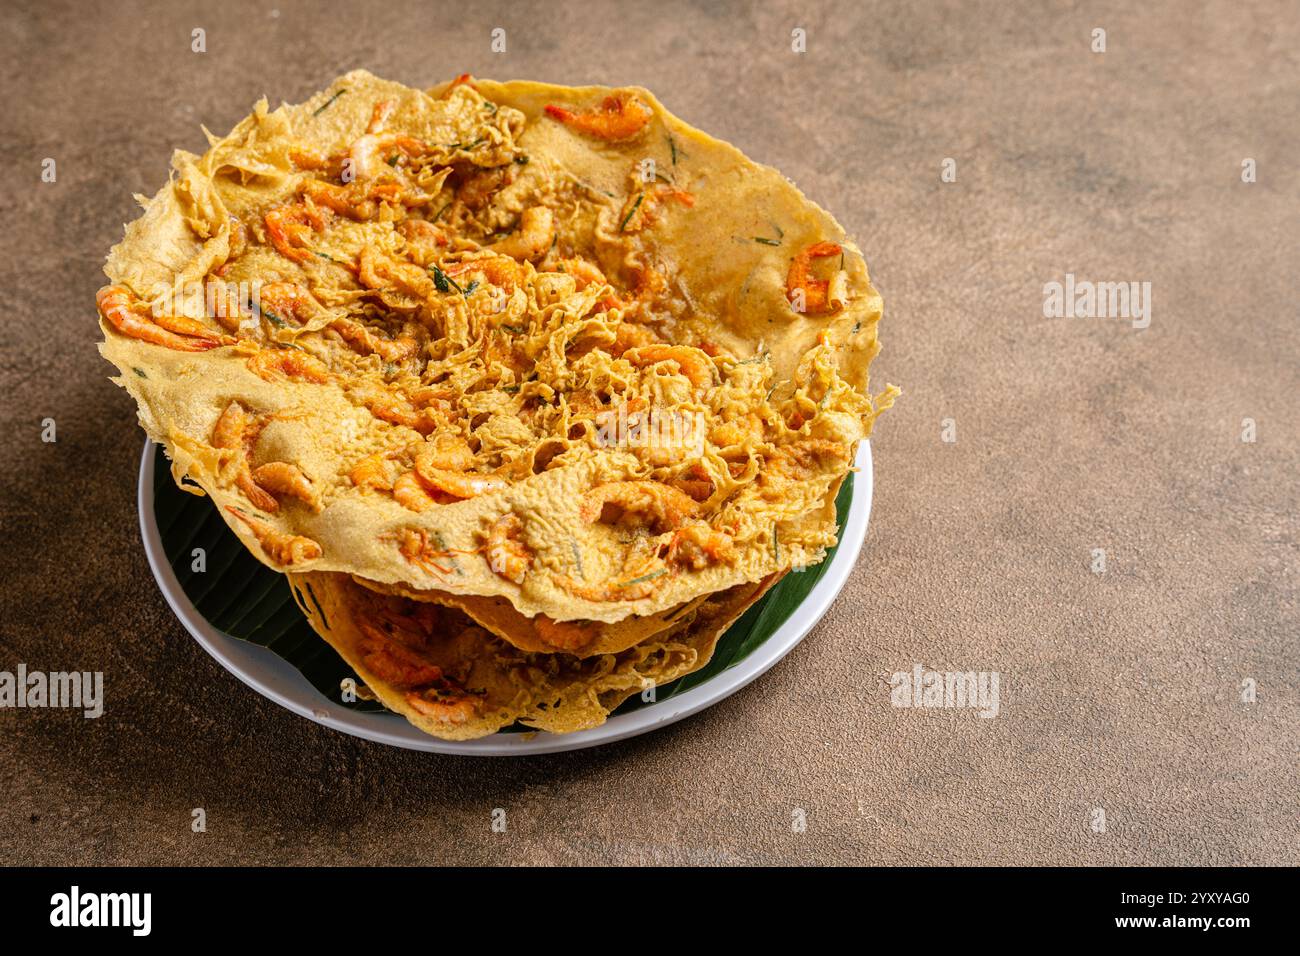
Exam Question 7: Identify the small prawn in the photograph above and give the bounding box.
[300,178,404,220]
[609,321,661,356]
[357,246,436,300]
[405,689,480,725]
[544,92,653,141]
[331,317,422,362]
[483,513,530,584]
[391,528,470,577]
[487,206,555,262]
[667,523,735,570]
[622,344,715,390]
[211,401,279,513]
[226,507,321,566]
[786,241,846,315]
[533,615,594,653]
[445,254,524,292]
[250,462,320,512]
[560,257,606,287]
[246,348,331,384]
[415,465,508,501]
[97,285,224,352]
[349,133,428,180]
[709,413,764,448]
[616,183,694,233]
[414,439,506,500]
[362,393,437,434]
[580,481,699,533]
[392,470,438,512]
[264,203,332,263]
[357,621,445,688]
[440,73,479,97]
[349,451,395,491]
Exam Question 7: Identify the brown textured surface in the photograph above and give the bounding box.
[0,0,1295,866]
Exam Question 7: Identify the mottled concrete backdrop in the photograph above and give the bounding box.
[0,0,1295,865]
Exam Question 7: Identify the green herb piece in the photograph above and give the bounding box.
[433,530,463,575]
[754,236,781,246]
[312,89,346,117]
[619,194,644,232]
[132,367,147,378]
[514,154,530,165]
[304,582,330,630]
[431,265,463,295]
[667,134,678,165]
[620,568,669,588]
[463,279,479,296]
[314,250,334,261]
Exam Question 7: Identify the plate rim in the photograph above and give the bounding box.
[138,440,872,755]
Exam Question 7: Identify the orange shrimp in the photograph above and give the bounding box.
[483,513,530,583]
[544,92,653,141]
[331,317,422,361]
[250,462,320,512]
[445,254,524,292]
[441,73,479,96]
[349,451,395,491]
[358,622,446,687]
[622,344,715,389]
[300,178,403,220]
[562,258,628,314]
[391,528,469,577]
[609,321,661,355]
[617,184,695,233]
[211,401,279,513]
[226,507,322,566]
[405,689,480,725]
[357,246,436,300]
[97,285,224,352]
[392,470,438,512]
[246,348,331,384]
[667,523,735,569]
[413,439,506,500]
[415,465,508,500]
[264,203,332,263]
[486,206,555,262]
[580,481,699,532]
[786,241,845,315]
[362,392,437,434]
[533,615,594,652]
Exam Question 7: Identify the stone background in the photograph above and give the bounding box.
[0,0,1295,864]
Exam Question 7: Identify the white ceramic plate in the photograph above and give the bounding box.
[138,440,872,755]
